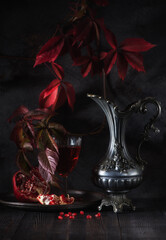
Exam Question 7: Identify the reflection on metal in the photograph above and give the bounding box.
[88,94,161,213]
[98,194,136,213]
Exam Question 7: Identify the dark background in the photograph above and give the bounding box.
[0,0,166,199]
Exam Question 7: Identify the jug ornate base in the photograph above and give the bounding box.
[98,193,136,213]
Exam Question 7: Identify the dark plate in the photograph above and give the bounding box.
[0,190,103,211]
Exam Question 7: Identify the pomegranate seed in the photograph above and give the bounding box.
[68,212,72,216]
[86,215,92,219]
[64,214,69,217]
[95,212,101,218]
[58,216,63,220]
[69,215,75,219]
[59,212,64,216]
[80,211,84,215]
[72,213,77,216]
[49,201,55,205]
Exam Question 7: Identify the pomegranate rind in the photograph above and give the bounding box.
[12,168,50,203]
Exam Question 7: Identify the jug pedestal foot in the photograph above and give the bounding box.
[98,193,136,213]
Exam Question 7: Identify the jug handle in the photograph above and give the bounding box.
[133,97,161,165]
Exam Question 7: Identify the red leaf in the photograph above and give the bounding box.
[51,62,64,80]
[81,61,92,77]
[104,50,117,75]
[104,29,117,50]
[96,18,106,31]
[38,148,59,182]
[73,56,89,66]
[51,85,66,111]
[72,16,101,47]
[40,87,59,109]
[120,38,156,52]
[39,79,61,109]
[26,121,35,138]
[63,82,75,111]
[73,20,93,47]
[39,79,72,111]
[124,52,145,72]
[25,109,50,121]
[34,36,64,67]
[69,44,81,61]
[8,105,29,122]
[40,79,61,95]
[93,21,100,43]
[117,53,128,80]
[100,51,108,60]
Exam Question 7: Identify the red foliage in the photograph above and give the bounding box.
[39,79,75,111]
[33,0,156,109]
[51,62,64,80]
[9,107,51,148]
[34,36,64,67]
[102,29,156,80]
[34,28,78,67]
[72,13,104,47]
[73,46,103,77]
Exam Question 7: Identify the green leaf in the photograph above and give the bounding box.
[16,150,32,175]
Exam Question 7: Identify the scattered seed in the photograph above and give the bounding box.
[64,214,69,217]
[58,216,63,220]
[86,215,92,219]
[80,211,84,215]
[95,212,101,218]
[72,213,77,216]
[68,212,72,216]
[69,215,75,219]
[59,212,64,216]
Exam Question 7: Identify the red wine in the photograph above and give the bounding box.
[56,146,81,177]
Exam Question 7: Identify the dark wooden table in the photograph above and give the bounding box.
[0,198,166,240]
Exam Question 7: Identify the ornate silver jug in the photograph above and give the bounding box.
[88,94,161,213]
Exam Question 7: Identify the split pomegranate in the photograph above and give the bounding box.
[37,194,75,205]
[13,167,50,203]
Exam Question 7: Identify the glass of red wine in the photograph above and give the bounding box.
[56,135,82,195]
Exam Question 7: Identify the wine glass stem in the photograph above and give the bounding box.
[65,176,68,196]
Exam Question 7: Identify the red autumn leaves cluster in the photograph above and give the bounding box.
[34,0,155,112]
[102,29,155,80]
[9,106,67,183]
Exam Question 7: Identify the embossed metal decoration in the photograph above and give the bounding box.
[88,94,161,213]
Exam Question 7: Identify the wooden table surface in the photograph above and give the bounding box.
[0,198,166,240]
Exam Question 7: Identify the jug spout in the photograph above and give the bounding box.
[87,94,137,172]
[87,94,161,212]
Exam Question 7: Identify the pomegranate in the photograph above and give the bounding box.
[13,167,50,203]
[37,194,75,205]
